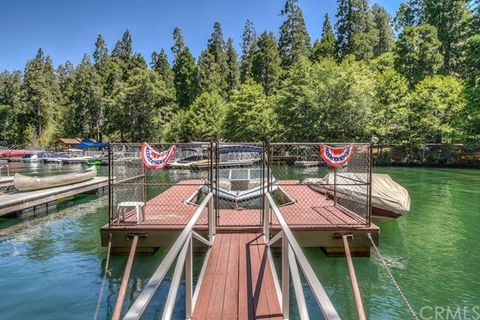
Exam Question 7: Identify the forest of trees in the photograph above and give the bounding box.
[1,0,479,148]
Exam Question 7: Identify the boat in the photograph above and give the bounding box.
[302,173,411,220]
[201,168,278,202]
[14,166,97,192]
[20,154,40,163]
[170,145,262,170]
[86,154,108,166]
[59,149,93,164]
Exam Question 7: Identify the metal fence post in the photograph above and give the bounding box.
[185,235,193,319]
[368,143,373,227]
[208,196,215,242]
[108,142,113,226]
[282,232,290,318]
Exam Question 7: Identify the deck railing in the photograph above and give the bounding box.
[122,192,215,320]
[264,192,341,320]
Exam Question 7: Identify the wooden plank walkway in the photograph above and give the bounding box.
[192,233,282,320]
[0,176,108,216]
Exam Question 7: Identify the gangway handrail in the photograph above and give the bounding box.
[265,192,341,320]
[123,192,214,320]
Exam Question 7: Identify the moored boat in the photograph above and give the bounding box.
[170,145,262,170]
[302,173,411,220]
[202,168,278,202]
[14,166,97,192]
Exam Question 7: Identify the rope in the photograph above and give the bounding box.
[93,232,113,320]
[368,233,419,320]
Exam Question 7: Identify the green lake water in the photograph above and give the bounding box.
[0,164,479,319]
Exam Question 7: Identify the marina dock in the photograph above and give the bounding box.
[104,142,378,319]
[0,176,108,217]
[101,179,379,253]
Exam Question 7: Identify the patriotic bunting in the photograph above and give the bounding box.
[141,143,176,170]
[320,144,354,168]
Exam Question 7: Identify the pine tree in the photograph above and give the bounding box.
[112,30,132,62]
[151,49,175,93]
[197,50,223,94]
[171,27,198,108]
[278,0,311,67]
[21,48,62,145]
[225,38,240,98]
[394,24,443,86]
[372,4,395,57]
[206,22,229,97]
[240,19,257,82]
[63,54,104,140]
[171,27,185,55]
[336,0,378,60]
[394,0,423,32]
[0,71,22,144]
[252,32,282,96]
[422,0,470,74]
[312,13,336,60]
[93,34,108,65]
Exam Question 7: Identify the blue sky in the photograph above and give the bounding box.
[0,0,402,71]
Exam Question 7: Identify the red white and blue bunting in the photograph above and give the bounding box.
[320,144,354,168]
[141,143,176,170]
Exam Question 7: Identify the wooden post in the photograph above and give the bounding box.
[342,235,366,320]
[112,235,139,320]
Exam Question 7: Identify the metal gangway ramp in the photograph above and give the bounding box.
[116,192,341,320]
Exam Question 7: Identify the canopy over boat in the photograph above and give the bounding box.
[14,166,97,192]
[303,173,411,219]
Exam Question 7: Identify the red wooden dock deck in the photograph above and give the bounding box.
[105,179,374,231]
[192,233,282,320]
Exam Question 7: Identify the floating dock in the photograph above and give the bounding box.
[0,176,13,189]
[0,177,108,217]
[101,180,379,255]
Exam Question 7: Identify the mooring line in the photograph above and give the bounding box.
[368,233,419,320]
[93,232,113,320]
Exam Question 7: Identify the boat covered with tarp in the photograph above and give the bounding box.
[14,166,97,192]
[302,173,411,220]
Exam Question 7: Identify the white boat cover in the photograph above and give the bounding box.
[303,173,411,215]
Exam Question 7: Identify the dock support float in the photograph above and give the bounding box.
[342,234,366,320]
[112,235,139,320]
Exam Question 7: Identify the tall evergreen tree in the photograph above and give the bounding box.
[394,0,423,32]
[21,49,62,145]
[63,54,104,140]
[93,34,108,65]
[312,13,337,60]
[111,30,133,62]
[394,24,443,86]
[240,19,257,82]
[225,38,240,98]
[372,4,395,57]
[151,49,175,93]
[0,71,22,143]
[252,32,282,96]
[336,0,378,60]
[112,69,175,141]
[197,50,223,94]
[278,0,311,67]
[171,27,198,108]
[422,0,470,74]
[171,27,185,55]
[206,22,229,97]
